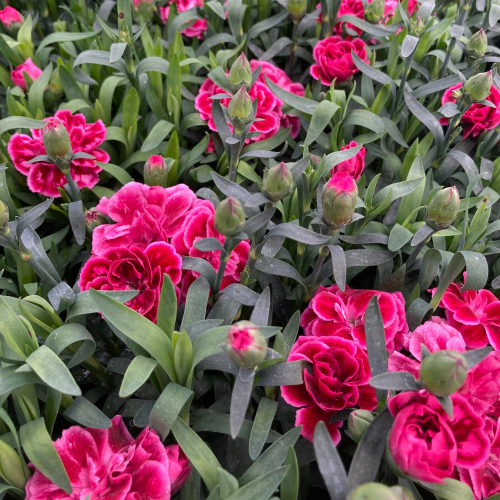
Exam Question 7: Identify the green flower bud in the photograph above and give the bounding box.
[262,162,294,201]
[214,197,246,237]
[173,331,193,387]
[410,16,426,37]
[426,186,460,230]
[348,483,399,500]
[0,200,9,237]
[224,321,267,369]
[53,20,67,32]
[144,155,169,188]
[0,440,26,490]
[228,53,252,93]
[348,409,375,444]
[463,71,493,102]
[322,172,358,230]
[134,0,155,22]
[43,118,72,165]
[228,86,253,135]
[84,208,108,235]
[365,0,385,23]
[287,0,307,21]
[466,29,488,60]
[420,349,468,397]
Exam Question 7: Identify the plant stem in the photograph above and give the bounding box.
[394,52,415,115]
[214,239,232,293]
[288,21,299,77]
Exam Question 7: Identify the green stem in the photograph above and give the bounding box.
[214,239,232,293]
[64,172,81,201]
[394,52,415,115]
[288,22,298,77]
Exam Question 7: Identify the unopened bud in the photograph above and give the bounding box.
[322,172,358,230]
[464,71,493,102]
[262,162,294,201]
[144,155,169,188]
[420,349,468,397]
[466,29,487,60]
[214,197,246,237]
[0,200,9,237]
[365,0,385,23]
[224,321,267,369]
[348,409,374,444]
[228,87,253,135]
[228,53,252,93]
[426,186,460,229]
[410,16,425,37]
[0,440,26,490]
[85,208,107,234]
[348,483,399,500]
[451,88,463,101]
[53,20,67,32]
[287,0,307,21]
[43,119,72,167]
[173,331,193,387]
[0,7,23,30]
[134,0,155,21]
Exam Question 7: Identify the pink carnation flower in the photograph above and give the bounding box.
[92,182,198,256]
[300,284,408,353]
[25,416,191,500]
[79,242,182,322]
[0,6,22,28]
[330,141,365,180]
[433,282,500,349]
[171,199,250,297]
[195,60,304,144]
[11,58,42,91]
[159,0,207,39]
[8,110,109,197]
[281,335,376,442]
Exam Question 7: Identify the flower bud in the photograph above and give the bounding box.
[410,16,426,37]
[0,440,27,490]
[214,197,246,237]
[0,200,9,237]
[466,29,487,60]
[348,483,399,500]
[43,119,72,163]
[348,409,375,444]
[322,172,358,230]
[262,162,294,201]
[0,7,23,30]
[228,53,252,93]
[224,321,267,369]
[134,0,155,22]
[420,349,468,397]
[173,331,193,387]
[426,186,460,230]
[85,208,107,234]
[287,0,307,21]
[144,155,169,188]
[463,71,493,102]
[53,20,67,32]
[228,87,253,135]
[364,0,385,23]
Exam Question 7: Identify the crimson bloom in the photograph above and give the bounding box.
[281,336,376,442]
[441,83,500,138]
[11,58,42,91]
[310,36,369,85]
[300,285,408,353]
[79,242,182,322]
[25,416,191,500]
[434,282,500,349]
[195,60,304,144]
[0,6,23,28]
[159,0,207,39]
[388,391,490,484]
[8,110,109,197]
[330,141,365,180]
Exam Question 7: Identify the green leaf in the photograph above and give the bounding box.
[0,365,41,398]
[230,367,255,438]
[239,426,302,486]
[0,116,45,135]
[37,30,99,53]
[150,383,193,441]
[96,161,133,185]
[157,274,177,338]
[171,417,222,491]
[66,290,138,319]
[63,397,111,429]
[20,418,72,494]
[281,446,299,500]
[265,75,318,114]
[28,63,52,116]
[141,120,175,152]
[249,397,278,460]
[313,421,349,500]
[225,467,289,500]
[122,87,140,134]
[119,355,158,398]
[26,346,82,396]
[304,100,339,146]
[181,276,210,330]
[419,478,473,500]
[89,290,176,382]
[388,224,413,252]
[218,469,239,498]
[372,178,423,206]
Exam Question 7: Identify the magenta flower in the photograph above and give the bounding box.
[11,58,42,91]
[331,141,365,180]
[159,0,207,39]
[300,285,408,353]
[195,60,304,144]
[24,416,191,500]
[0,6,23,28]
[388,391,490,484]
[8,110,109,197]
[79,242,182,322]
[281,336,376,442]
[92,182,198,256]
